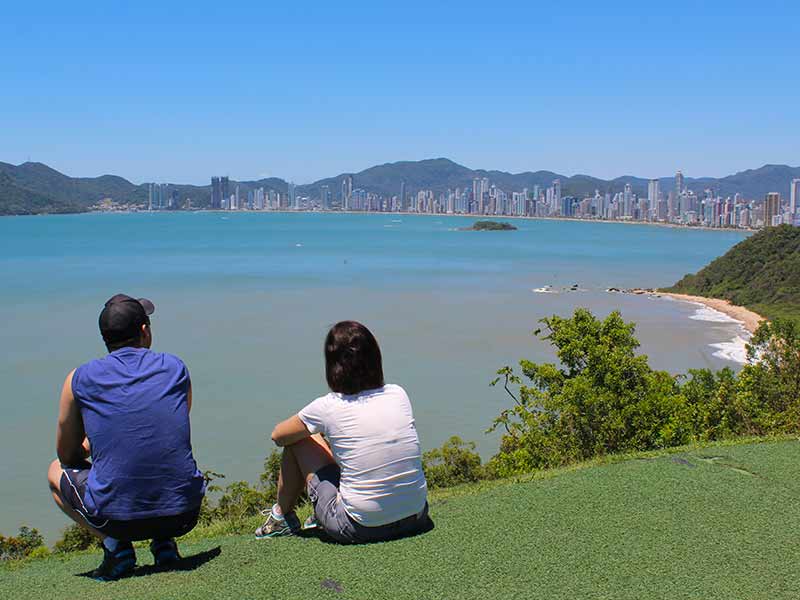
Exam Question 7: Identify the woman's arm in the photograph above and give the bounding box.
[271,415,312,447]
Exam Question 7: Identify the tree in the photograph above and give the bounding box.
[488,309,687,476]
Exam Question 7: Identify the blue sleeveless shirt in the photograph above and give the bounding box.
[71,347,205,520]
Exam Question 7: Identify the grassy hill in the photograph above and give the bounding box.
[3,438,798,600]
[664,224,800,321]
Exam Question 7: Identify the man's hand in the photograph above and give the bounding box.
[271,415,311,447]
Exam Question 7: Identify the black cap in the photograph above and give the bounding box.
[99,294,156,346]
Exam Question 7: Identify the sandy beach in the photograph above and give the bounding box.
[629,289,765,334]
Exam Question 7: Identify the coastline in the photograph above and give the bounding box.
[3,209,757,234]
[628,289,765,334]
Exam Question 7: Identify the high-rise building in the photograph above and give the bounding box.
[675,171,684,200]
[289,182,298,209]
[551,179,562,216]
[623,183,633,217]
[211,177,222,210]
[341,176,353,210]
[648,179,660,221]
[399,181,406,212]
[320,185,331,210]
[790,179,800,218]
[764,192,782,226]
[221,177,229,202]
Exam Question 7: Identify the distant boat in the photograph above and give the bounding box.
[532,285,558,294]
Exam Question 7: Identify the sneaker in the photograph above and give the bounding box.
[91,543,136,581]
[150,538,181,567]
[255,508,301,539]
[302,514,319,530]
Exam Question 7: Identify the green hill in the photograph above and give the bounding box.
[3,439,798,600]
[0,172,84,215]
[663,224,800,321]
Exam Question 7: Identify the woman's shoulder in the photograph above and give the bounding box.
[381,384,409,399]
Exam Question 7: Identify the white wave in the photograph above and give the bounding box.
[532,286,559,294]
[689,306,741,325]
[709,336,749,364]
[295,243,303,247]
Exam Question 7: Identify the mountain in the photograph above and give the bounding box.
[0,161,144,215]
[664,224,800,321]
[1,158,799,216]
[0,172,82,215]
[299,158,800,202]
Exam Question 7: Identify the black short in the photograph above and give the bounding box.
[59,464,200,541]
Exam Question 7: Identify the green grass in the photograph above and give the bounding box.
[3,438,799,599]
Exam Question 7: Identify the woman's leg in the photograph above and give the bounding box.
[276,434,334,514]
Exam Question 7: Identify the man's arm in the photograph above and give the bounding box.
[271,415,311,447]
[56,370,88,465]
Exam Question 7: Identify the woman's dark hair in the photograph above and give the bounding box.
[325,321,384,395]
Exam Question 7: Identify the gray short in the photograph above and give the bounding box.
[307,464,431,544]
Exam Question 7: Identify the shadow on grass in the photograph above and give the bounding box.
[76,546,222,579]
[301,517,435,545]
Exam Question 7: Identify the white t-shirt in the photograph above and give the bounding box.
[298,384,428,527]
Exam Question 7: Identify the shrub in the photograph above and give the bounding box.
[488,310,688,476]
[489,309,800,477]
[27,546,51,560]
[199,451,282,526]
[739,319,800,433]
[0,526,45,560]
[53,524,99,553]
[423,436,485,488]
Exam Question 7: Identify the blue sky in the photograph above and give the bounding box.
[1,1,798,185]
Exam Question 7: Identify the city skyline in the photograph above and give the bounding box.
[1,3,799,184]
[137,168,800,231]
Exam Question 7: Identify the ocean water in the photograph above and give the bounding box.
[0,212,749,539]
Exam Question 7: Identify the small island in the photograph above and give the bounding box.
[461,220,517,231]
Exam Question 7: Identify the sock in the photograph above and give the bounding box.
[271,503,284,520]
[102,537,121,553]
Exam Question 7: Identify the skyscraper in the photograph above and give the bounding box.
[288,182,297,209]
[764,192,781,226]
[320,184,331,210]
[623,183,633,217]
[341,175,353,210]
[790,179,800,219]
[211,177,222,210]
[675,171,684,200]
[399,181,406,212]
[648,179,660,221]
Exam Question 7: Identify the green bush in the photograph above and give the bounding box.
[199,451,282,526]
[423,436,486,488]
[489,309,800,477]
[0,526,45,560]
[739,319,800,432]
[488,310,688,476]
[53,524,99,553]
[27,546,51,560]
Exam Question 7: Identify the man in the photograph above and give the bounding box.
[47,294,205,581]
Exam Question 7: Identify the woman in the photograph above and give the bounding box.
[256,320,430,543]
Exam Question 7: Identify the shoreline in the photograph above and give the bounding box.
[627,289,765,334]
[4,209,757,233]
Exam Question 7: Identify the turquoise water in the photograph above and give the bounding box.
[0,212,749,538]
